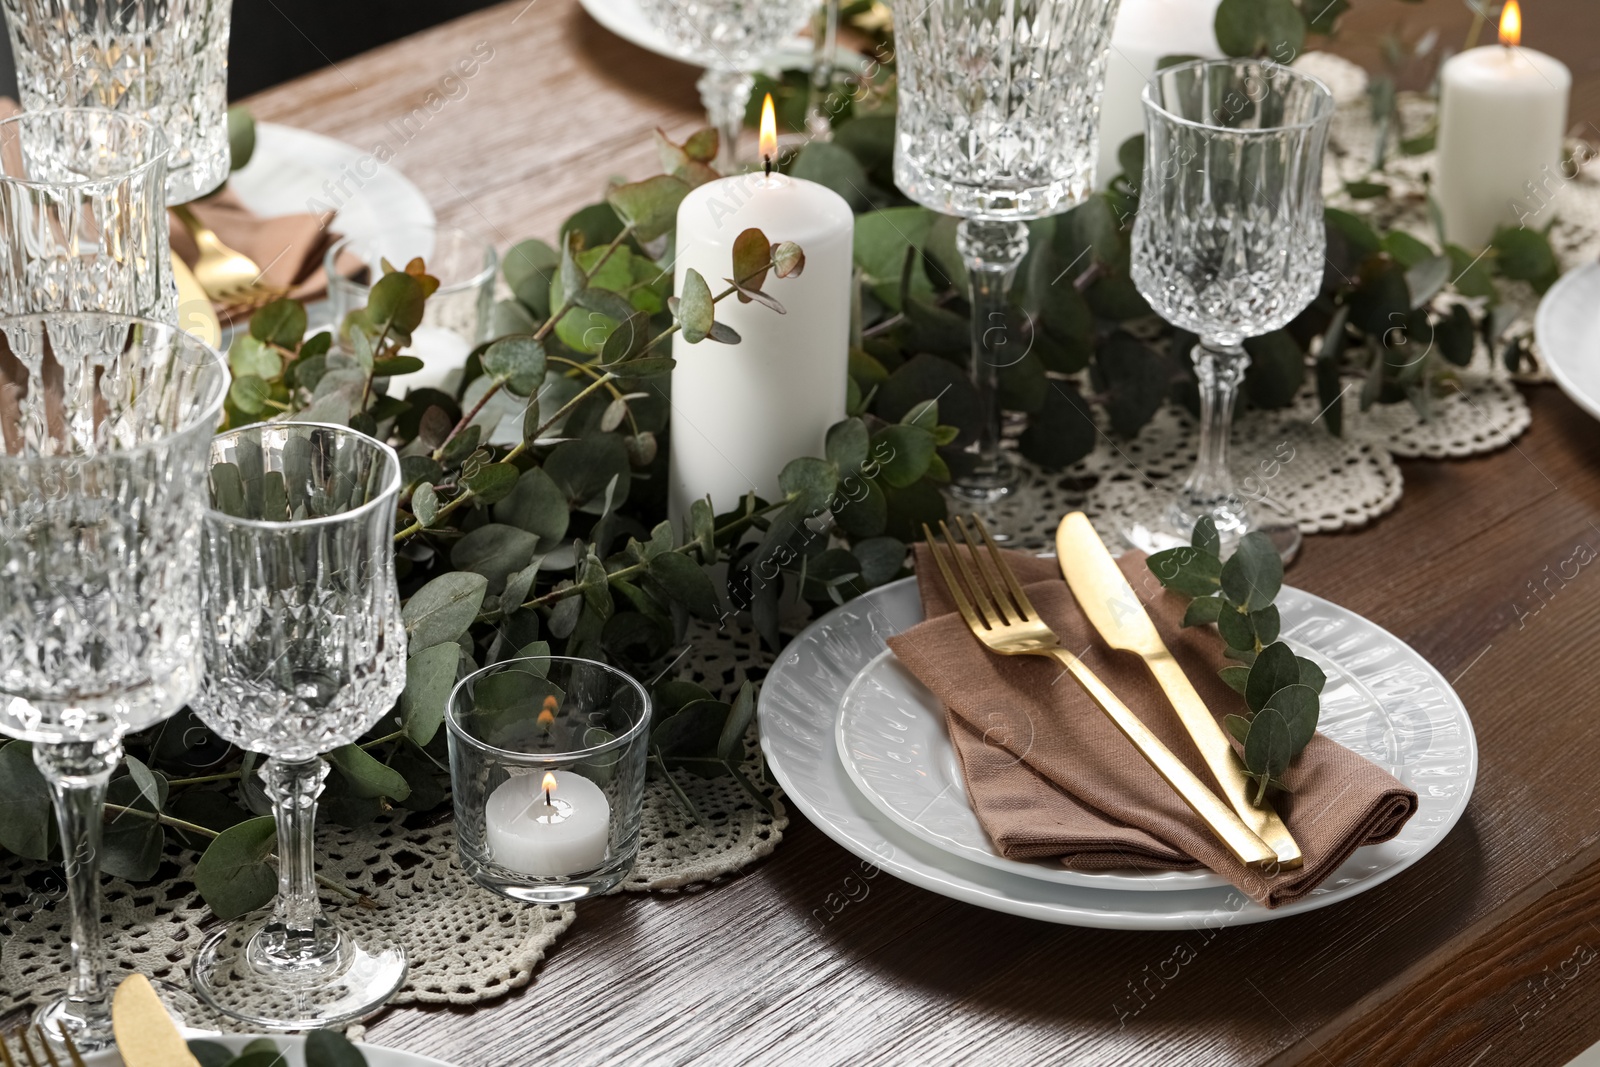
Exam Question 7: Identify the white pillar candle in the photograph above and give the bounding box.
[668,104,854,519]
[485,770,610,877]
[1435,3,1570,249]
[1095,0,1223,189]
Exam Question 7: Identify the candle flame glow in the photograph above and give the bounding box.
[759,93,777,165]
[1500,0,1521,47]
[542,772,558,796]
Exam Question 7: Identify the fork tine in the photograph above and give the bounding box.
[922,524,985,634]
[24,1028,56,1067]
[0,1031,17,1067]
[51,1027,83,1067]
[952,515,1020,625]
[968,514,1039,621]
[937,520,1005,628]
[15,1030,40,1067]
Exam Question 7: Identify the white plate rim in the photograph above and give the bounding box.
[1535,261,1600,422]
[83,1033,456,1067]
[759,575,1478,929]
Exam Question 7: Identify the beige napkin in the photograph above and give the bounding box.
[168,186,358,323]
[887,545,1418,908]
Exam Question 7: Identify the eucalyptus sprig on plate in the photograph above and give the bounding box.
[1147,519,1326,803]
[189,1031,367,1067]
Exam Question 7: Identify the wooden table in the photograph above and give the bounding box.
[246,3,1600,1063]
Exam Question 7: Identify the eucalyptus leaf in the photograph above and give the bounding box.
[495,466,570,544]
[403,572,489,648]
[193,816,278,920]
[327,744,412,801]
[1219,532,1282,612]
[677,269,715,344]
[0,741,53,860]
[1245,640,1301,714]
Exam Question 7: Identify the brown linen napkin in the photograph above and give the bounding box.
[169,186,356,323]
[887,545,1419,908]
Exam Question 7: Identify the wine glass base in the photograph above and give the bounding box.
[33,996,114,1053]
[190,916,407,1031]
[1122,493,1301,564]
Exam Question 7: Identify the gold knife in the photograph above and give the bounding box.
[1055,512,1304,870]
[111,974,202,1067]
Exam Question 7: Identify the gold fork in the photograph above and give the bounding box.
[170,203,287,312]
[925,515,1278,870]
[0,1023,88,1067]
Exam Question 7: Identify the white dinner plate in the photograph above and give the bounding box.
[759,576,1478,928]
[834,628,1386,893]
[84,1033,457,1067]
[229,123,436,249]
[1535,261,1600,422]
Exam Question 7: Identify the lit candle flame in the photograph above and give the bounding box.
[542,771,558,804]
[1500,0,1521,47]
[537,694,557,729]
[759,93,777,173]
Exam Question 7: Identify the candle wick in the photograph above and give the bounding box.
[543,787,551,806]
[763,153,772,178]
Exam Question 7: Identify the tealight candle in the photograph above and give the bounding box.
[485,770,610,877]
[668,95,854,518]
[1095,0,1223,189]
[1434,1,1571,249]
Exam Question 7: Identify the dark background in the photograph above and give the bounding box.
[0,0,500,101]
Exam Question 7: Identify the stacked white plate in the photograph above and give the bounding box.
[1536,262,1600,422]
[758,576,1478,929]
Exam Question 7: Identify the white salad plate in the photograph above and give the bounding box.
[229,123,436,251]
[759,576,1478,928]
[1535,261,1600,422]
[84,1034,457,1067]
[578,0,846,71]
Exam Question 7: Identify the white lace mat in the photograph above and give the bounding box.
[0,617,786,1022]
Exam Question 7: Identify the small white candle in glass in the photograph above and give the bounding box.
[486,770,611,877]
[1434,1,1571,249]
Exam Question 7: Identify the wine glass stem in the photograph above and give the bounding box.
[262,756,332,955]
[697,67,755,173]
[953,218,1028,500]
[1185,339,1249,506]
[35,738,122,1045]
[805,0,841,138]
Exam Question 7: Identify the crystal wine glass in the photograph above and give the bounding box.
[0,108,173,319]
[1126,58,1335,562]
[0,313,229,1050]
[894,0,1124,507]
[189,422,409,1030]
[635,0,816,170]
[2,0,234,203]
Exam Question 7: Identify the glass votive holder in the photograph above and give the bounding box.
[447,655,652,902]
[325,223,497,396]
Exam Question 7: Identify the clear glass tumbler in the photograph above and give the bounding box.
[2,0,233,203]
[893,0,1124,506]
[1127,58,1335,562]
[326,223,497,395]
[0,108,172,319]
[448,656,652,903]
[0,312,228,1050]
[188,422,409,1030]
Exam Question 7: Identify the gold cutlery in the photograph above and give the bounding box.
[110,975,201,1067]
[170,203,286,312]
[1054,511,1303,869]
[0,1023,87,1067]
[925,515,1278,870]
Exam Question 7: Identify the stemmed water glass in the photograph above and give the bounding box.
[0,108,173,319]
[188,422,409,1030]
[0,313,228,1050]
[1126,58,1335,562]
[893,0,1124,507]
[2,0,234,203]
[636,0,816,170]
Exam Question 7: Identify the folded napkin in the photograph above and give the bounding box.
[887,545,1418,908]
[169,186,356,323]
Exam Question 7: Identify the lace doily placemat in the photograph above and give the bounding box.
[0,624,787,1021]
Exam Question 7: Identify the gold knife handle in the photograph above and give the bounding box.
[1045,647,1278,870]
[1146,654,1304,869]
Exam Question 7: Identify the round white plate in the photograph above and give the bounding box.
[834,622,1389,893]
[578,0,836,70]
[84,1033,457,1067]
[759,577,1478,928]
[228,123,436,249]
[1535,261,1600,421]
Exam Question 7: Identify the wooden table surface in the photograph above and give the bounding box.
[245,2,1600,1063]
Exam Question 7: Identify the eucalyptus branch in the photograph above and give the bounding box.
[430,224,638,462]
